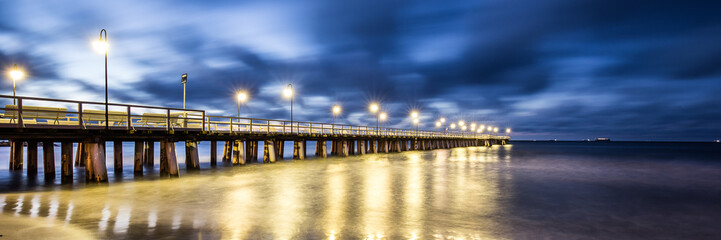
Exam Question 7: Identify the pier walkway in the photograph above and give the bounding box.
[0,95,509,182]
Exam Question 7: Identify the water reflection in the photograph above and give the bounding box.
[0,146,514,239]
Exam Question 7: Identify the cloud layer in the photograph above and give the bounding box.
[1,0,720,141]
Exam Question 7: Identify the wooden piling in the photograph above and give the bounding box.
[74,142,85,167]
[246,140,258,163]
[393,140,401,152]
[316,140,327,158]
[85,141,108,182]
[340,140,349,157]
[159,140,179,177]
[293,140,305,160]
[330,140,337,156]
[114,141,123,174]
[232,140,245,165]
[210,140,217,166]
[222,141,232,163]
[185,141,200,170]
[144,141,155,167]
[263,140,276,163]
[43,141,55,180]
[346,140,356,155]
[357,140,366,155]
[380,140,389,153]
[275,140,284,159]
[27,141,38,175]
[370,140,378,153]
[134,141,144,175]
[61,142,73,183]
[9,140,23,170]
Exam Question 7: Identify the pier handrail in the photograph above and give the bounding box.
[0,95,509,140]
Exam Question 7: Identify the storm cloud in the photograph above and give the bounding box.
[0,0,719,141]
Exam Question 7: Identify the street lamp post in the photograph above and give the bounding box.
[236,91,248,118]
[332,105,341,134]
[369,103,379,135]
[8,64,24,105]
[181,73,187,109]
[93,29,109,130]
[379,112,387,135]
[413,118,419,137]
[283,84,294,134]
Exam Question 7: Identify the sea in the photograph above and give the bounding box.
[0,141,719,239]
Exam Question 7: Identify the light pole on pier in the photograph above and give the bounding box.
[236,91,248,118]
[283,84,294,134]
[332,105,341,134]
[379,112,387,135]
[369,103,379,135]
[181,73,188,109]
[413,118,419,137]
[8,64,24,105]
[92,29,109,130]
[506,128,511,137]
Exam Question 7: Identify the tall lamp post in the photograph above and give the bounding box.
[181,73,188,109]
[506,128,511,137]
[379,112,387,135]
[236,91,248,118]
[283,84,294,134]
[8,64,24,105]
[332,105,341,134]
[413,118,419,137]
[93,29,109,129]
[369,103,379,135]
[410,111,419,137]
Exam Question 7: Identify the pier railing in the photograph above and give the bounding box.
[0,95,508,139]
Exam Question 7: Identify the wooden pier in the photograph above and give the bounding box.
[0,95,509,183]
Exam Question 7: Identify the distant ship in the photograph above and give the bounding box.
[595,138,611,142]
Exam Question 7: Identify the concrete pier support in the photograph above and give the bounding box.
[316,140,327,157]
[134,141,144,175]
[222,141,232,163]
[61,142,73,183]
[357,140,366,155]
[144,141,155,167]
[410,139,417,150]
[74,142,85,167]
[84,141,108,182]
[263,140,277,163]
[114,141,122,174]
[293,140,305,160]
[159,140,179,177]
[210,140,217,166]
[233,140,245,165]
[185,141,200,170]
[27,141,38,176]
[43,141,55,180]
[246,140,258,163]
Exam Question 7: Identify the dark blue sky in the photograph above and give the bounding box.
[1,0,720,141]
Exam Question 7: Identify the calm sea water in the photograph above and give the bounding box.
[0,141,720,239]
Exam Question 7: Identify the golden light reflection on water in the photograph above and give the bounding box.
[0,146,513,239]
[363,157,391,237]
